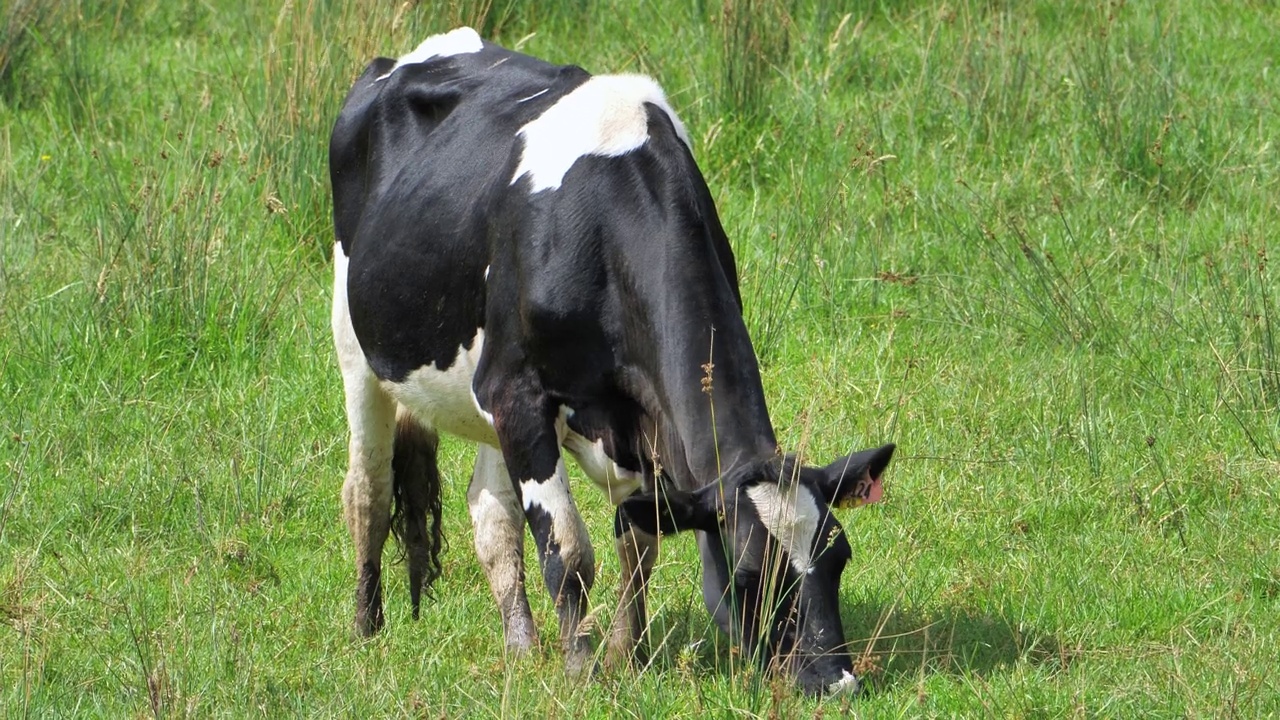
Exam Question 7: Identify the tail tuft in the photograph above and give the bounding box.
[389,409,443,619]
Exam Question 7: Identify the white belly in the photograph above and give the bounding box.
[383,329,499,446]
[383,329,643,504]
[562,430,644,504]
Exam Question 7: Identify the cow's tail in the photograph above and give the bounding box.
[389,406,444,619]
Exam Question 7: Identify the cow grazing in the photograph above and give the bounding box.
[328,27,895,696]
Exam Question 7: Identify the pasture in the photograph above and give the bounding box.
[2,0,1278,716]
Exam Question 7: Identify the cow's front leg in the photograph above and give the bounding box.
[521,456,596,673]
[491,405,596,674]
[468,443,538,654]
[605,506,658,668]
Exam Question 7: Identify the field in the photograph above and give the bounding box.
[2,0,1278,716]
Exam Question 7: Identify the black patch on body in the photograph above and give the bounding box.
[565,401,648,476]
[332,45,590,382]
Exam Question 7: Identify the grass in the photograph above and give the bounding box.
[2,0,1278,716]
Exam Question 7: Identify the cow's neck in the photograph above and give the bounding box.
[667,320,777,488]
[628,255,778,490]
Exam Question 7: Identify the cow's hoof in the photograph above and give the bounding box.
[503,614,538,657]
[353,609,384,638]
[602,639,647,672]
[564,646,594,679]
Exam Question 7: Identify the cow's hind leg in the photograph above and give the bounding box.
[340,381,395,636]
[334,242,396,636]
[468,444,538,653]
[606,506,658,668]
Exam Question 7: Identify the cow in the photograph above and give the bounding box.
[328,27,895,696]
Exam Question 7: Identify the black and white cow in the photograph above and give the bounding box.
[329,27,895,696]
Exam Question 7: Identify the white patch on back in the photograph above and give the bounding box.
[384,329,497,446]
[377,26,484,81]
[510,74,691,193]
[745,483,824,574]
[563,432,644,505]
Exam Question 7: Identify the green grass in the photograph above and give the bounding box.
[2,0,1278,716]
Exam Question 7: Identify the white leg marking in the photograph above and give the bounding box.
[469,444,525,595]
[745,483,823,574]
[520,459,592,571]
[377,27,484,80]
[510,74,692,192]
[333,243,396,495]
[829,669,861,695]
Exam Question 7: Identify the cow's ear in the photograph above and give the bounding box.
[813,443,895,508]
[620,485,721,536]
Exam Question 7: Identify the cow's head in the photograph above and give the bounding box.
[621,443,894,696]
